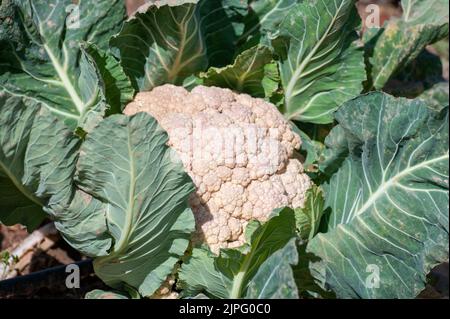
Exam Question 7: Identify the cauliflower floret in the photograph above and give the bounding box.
[125,85,312,253]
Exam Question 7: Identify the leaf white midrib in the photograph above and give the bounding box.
[229,258,251,299]
[116,129,136,253]
[44,44,85,115]
[0,88,80,120]
[167,7,191,81]
[284,1,345,110]
[168,6,205,82]
[236,50,259,91]
[9,46,63,87]
[96,129,137,266]
[354,152,449,217]
[229,231,265,298]
[8,7,85,119]
[30,2,84,117]
[403,0,413,22]
[288,91,330,120]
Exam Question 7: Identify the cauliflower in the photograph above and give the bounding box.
[124,85,312,253]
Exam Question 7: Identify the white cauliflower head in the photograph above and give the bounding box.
[124,84,312,253]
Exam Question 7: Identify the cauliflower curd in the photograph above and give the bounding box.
[125,84,311,253]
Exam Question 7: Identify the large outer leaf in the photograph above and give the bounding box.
[272,0,365,124]
[110,0,248,92]
[75,112,195,297]
[0,0,126,129]
[179,208,298,299]
[201,45,279,98]
[0,92,79,230]
[365,0,449,89]
[307,93,449,298]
